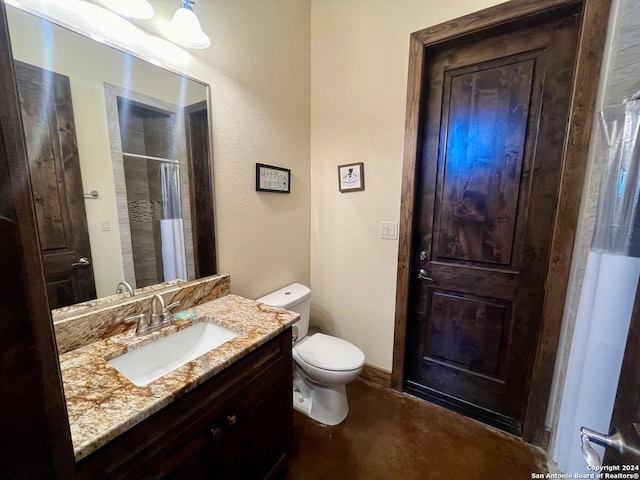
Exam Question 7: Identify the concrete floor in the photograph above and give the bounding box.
[286,379,549,479]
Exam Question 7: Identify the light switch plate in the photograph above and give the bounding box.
[380,222,398,240]
[100,218,111,232]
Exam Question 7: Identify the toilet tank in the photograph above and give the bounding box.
[257,283,311,339]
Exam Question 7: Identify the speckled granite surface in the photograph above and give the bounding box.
[51,280,186,317]
[60,294,297,461]
[54,275,230,354]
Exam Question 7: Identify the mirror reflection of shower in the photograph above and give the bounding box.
[118,98,187,288]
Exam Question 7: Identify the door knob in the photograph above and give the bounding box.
[581,431,603,468]
[72,257,90,267]
[580,426,640,468]
[418,269,434,282]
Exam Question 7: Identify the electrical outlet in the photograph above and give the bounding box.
[380,222,398,240]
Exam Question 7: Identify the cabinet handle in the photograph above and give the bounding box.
[210,427,221,438]
[227,414,237,427]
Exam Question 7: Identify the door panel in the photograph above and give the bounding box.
[434,58,534,265]
[19,79,68,249]
[406,16,580,433]
[427,291,508,377]
[14,61,96,309]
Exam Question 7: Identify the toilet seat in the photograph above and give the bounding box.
[294,333,364,372]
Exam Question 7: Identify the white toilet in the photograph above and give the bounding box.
[257,283,365,425]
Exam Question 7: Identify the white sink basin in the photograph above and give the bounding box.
[108,322,238,387]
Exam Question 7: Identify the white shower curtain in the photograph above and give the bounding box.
[160,163,187,281]
[161,218,187,281]
[554,100,640,473]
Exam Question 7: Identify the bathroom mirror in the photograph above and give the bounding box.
[6,5,217,311]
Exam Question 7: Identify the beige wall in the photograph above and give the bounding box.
[10,0,311,301]
[310,0,506,370]
[200,0,311,299]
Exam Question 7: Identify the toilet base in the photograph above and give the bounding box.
[293,381,349,426]
[293,391,312,416]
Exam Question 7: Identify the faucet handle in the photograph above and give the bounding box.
[123,313,148,333]
[161,301,181,324]
[124,313,145,324]
[165,301,180,312]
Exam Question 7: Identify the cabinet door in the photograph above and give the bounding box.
[150,426,222,480]
[223,373,290,480]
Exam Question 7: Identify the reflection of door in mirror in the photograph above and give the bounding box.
[14,61,96,309]
[7,4,215,308]
[117,98,189,289]
[185,101,216,278]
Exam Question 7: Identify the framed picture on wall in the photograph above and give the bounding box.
[338,162,365,193]
[256,163,291,193]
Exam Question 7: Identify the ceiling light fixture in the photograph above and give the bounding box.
[94,0,155,20]
[163,0,210,50]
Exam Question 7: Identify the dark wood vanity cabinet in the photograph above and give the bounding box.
[76,329,293,480]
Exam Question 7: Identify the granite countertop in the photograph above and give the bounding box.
[60,294,298,462]
[52,279,186,318]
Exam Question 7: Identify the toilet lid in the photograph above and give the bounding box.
[294,333,365,371]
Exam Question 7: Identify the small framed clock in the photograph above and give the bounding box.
[256,163,291,194]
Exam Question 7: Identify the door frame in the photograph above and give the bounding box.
[392,0,612,446]
[185,100,218,278]
[0,2,76,476]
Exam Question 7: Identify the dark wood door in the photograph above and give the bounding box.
[14,61,95,309]
[405,16,580,434]
[185,101,217,278]
[0,4,77,476]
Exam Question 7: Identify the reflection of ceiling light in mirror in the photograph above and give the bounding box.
[93,0,154,20]
[8,1,140,43]
[8,0,191,65]
[72,2,140,40]
[4,0,55,6]
[90,33,106,43]
[162,1,211,50]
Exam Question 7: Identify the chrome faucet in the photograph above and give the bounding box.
[151,293,167,326]
[115,281,134,297]
[123,294,180,337]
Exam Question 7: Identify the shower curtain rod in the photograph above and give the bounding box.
[118,151,180,164]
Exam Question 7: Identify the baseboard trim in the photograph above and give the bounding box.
[404,381,521,436]
[360,364,392,388]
